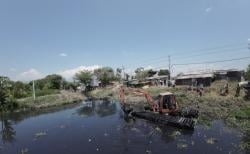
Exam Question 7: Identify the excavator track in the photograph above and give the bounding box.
[131,111,195,129]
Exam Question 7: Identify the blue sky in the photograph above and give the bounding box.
[0,0,250,81]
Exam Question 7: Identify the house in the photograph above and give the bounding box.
[77,75,101,92]
[146,73,169,86]
[91,75,101,88]
[175,73,214,87]
[214,69,244,81]
[126,79,150,88]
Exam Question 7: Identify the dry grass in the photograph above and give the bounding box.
[17,91,85,110]
[90,81,250,132]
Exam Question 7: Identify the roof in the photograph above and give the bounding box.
[160,92,173,96]
[214,69,243,74]
[146,75,169,80]
[176,73,214,80]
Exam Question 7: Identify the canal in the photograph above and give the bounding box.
[0,100,247,154]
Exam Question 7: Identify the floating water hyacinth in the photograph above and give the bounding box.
[206,138,218,144]
[35,132,47,138]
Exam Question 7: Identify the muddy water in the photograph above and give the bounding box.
[0,100,247,154]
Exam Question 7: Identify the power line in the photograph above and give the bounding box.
[124,42,246,68]
[128,48,248,69]
[173,56,250,66]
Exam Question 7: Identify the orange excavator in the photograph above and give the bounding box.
[120,86,179,114]
[119,86,199,129]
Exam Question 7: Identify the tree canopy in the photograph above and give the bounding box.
[158,69,170,76]
[74,71,93,86]
[245,64,250,80]
[94,67,115,86]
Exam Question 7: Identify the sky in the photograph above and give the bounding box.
[0,0,250,81]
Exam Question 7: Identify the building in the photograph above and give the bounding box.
[91,75,101,88]
[214,69,244,81]
[146,74,169,86]
[175,73,214,87]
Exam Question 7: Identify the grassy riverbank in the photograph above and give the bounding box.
[89,81,250,132]
[17,91,85,111]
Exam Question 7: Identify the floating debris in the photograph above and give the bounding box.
[191,141,195,146]
[178,139,187,143]
[59,125,66,129]
[104,133,109,137]
[170,131,181,138]
[146,150,152,154]
[96,147,100,151]
[177,143,188,149]
[21,148,29,154]
[155,127,162,133]
[131,127,140,133]
[206,138,218,144]
[88,139,92,142]
[127,139,131,143]
[35,132,47,138]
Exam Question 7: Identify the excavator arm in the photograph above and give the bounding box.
[119,87,159,112]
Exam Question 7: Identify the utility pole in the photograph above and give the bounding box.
[32,80,36,101]
[122,66,125,81]
[168,55,171,80]
[248,38,250,51]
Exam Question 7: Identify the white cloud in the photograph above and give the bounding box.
[59,53,68,57]
[16,68,44,81]
[205,7,212,13]
[58,65,101,80]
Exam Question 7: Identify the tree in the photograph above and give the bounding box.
[74,71,93,89]
[245,64,250,80]
[116,68,122,81]
[0,77,10,107]
[135,67,144,74]
[12,81,31,98]
[0,77,18,111]
[136,71,149,81]
[94,67,115,86]
[158,69,170,76]
[0,88,7,111]
[44,74,63,89]
[31,74,63,90]
[135,67,151,81]
[148,69,157,77]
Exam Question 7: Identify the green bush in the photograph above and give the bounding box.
[35,89,60,97]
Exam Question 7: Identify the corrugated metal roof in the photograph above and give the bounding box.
[176,73,214,80]
[146,75,169,80]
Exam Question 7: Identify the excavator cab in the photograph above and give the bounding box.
[158,92,179,113]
